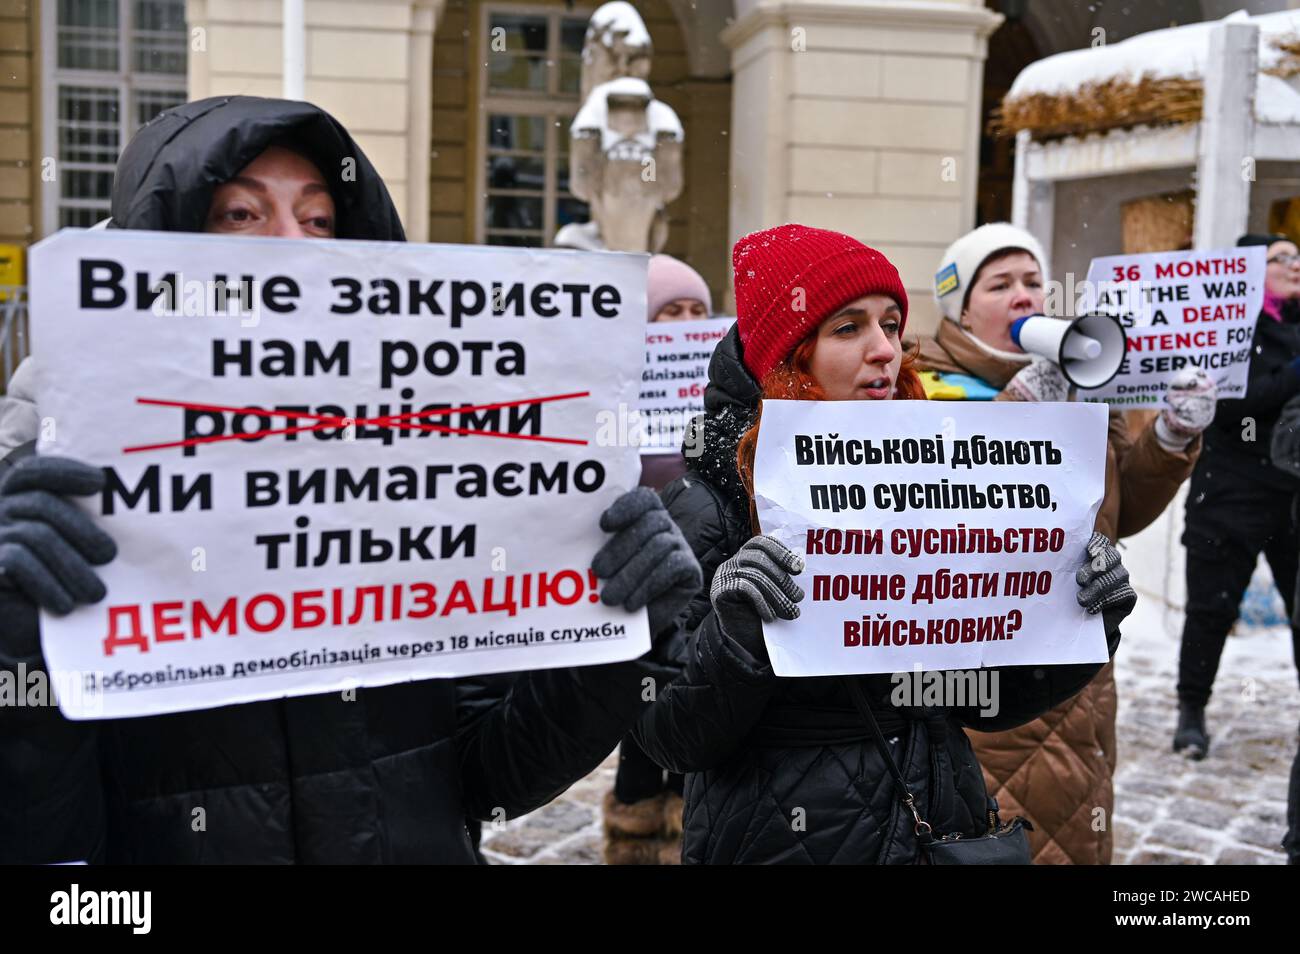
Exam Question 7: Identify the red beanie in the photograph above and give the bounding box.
[733,224,909,381]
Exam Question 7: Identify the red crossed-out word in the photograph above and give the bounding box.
[123,390,591,454]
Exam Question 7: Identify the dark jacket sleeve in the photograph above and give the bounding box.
[1112,410,1199,540]
[0,588,107,864]
[955,660,1103,733]
[628,475,778,772]
[633,610,777,772]
[955,620,1121,733]
[452,474,732,819]
[1216,325,1300,420]
[1272,394,1300,476]
[454,655,672,821]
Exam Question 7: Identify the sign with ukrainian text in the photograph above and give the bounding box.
[754,400,1110,677]
[29,229,650,719]
[639,317,734,456]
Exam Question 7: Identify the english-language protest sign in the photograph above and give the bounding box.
[754,400,1110,677]
[640,317,734,455]
[1076,246,1265,407]
[30,229,650,719]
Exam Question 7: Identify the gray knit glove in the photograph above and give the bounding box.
[0,456,116,615]
[1075,531,1136,652]
[709,535,805,658]
[1004,356,1071,403]
[1155,368,1216,452]
[593,487,702,636]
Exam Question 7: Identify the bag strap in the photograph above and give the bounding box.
[841,676,933,839]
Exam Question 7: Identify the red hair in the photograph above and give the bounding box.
[736,337,926,532]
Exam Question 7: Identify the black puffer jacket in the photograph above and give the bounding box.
[0,97,667,864]
[635,325,1118,864]
[1200,302,1300,493]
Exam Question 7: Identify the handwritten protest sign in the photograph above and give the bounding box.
[754,400,1109,677]
[640,317,734,455]
[1077,246,1264,406]
[30,229,650,719]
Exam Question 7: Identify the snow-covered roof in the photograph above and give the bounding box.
[588,1,652,49]
[1008,8,1300,124]
[572,77,683,152]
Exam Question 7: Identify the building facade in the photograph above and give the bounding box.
[4,0,1297,394]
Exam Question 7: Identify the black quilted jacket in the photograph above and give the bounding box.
[635,326,1117,864]
[0,97,669,864]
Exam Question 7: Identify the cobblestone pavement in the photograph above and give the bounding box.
[1110,599,1295,864]
[479,753,616,865]
[481,599,1299,865]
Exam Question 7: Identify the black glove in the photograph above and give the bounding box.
[593,487,702,636]
[0,456,116,615]
[1075,531,1136,654]
[709,534,805,661]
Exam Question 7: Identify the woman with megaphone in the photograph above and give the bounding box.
[911,222,1215,865]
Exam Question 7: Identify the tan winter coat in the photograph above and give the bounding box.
[913,320,1199,864]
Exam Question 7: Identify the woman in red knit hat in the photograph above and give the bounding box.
[630,224,1139,864]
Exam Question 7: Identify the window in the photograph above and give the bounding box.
[43,1,188,231]
[478,4,591,247]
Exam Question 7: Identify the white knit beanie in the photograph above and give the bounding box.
[933,222,1050,324]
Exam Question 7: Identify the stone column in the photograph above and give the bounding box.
[1192,20,1258,251]
[720,0,1002,328]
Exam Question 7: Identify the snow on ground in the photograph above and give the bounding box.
[480,595,1298,865]
[1109,595,1295,864]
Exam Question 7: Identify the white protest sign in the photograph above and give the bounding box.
[639,317,735,455]
[30,229,650,719]
[754,400,1110,677]
[1076,246,1264,406]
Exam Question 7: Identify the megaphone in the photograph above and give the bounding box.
[1010,313,1128,389]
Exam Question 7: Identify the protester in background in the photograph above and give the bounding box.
[912,222,1209,865]
[639,254,715,491]
[1176,234,1300,762]
[633,223,1137,865]
[1268,392,1300,864]
[0,96,703,864]
[603,254,713,863]
[646,254,712,324]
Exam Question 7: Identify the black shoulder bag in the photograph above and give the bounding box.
[842,677,1033,865]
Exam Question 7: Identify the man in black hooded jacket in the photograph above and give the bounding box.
[0,97,700,864]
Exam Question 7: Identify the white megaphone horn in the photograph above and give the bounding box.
[1009,313,1128,389]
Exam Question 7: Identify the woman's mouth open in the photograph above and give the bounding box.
[857,377,892,399]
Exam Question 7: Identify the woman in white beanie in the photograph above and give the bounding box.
[910,222,1214,865]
